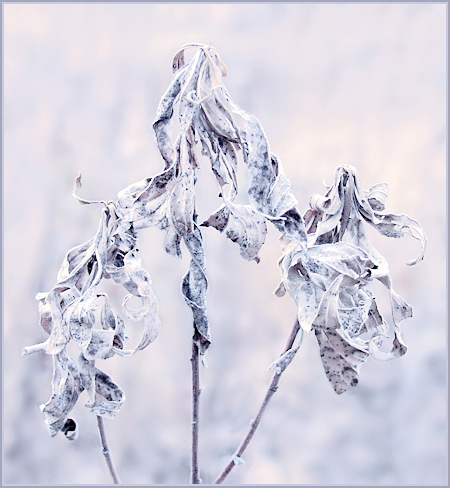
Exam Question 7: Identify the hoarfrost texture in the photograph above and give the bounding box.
[22,43,306,439]
[273,165,427,393]
[23,44,426,447]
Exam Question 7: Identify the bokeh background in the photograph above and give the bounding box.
[3,3,447,485]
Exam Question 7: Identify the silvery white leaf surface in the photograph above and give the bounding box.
[277,165,426,393]
[39,351,83,438]
[304,165,427,265]
[268,323,304,374]
[202,198,267,262]
[181,224,210,353]
[24,199,161,436]
[277,239,411,393]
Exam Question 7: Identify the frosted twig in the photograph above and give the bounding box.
[190,341,201,484]
[214,320,301,484]
[97,415,121,484]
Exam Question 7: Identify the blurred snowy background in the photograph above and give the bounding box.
[3,3,447,485]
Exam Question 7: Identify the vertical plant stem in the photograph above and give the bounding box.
[214,320,301,484]
[97,415,121,485]
[190,341,201,484]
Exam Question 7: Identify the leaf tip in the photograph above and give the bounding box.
[62,419,78,441]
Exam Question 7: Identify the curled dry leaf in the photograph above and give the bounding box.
[155,43,308,243]
[23,202,161,437]
[148,43,310,349]
[275,166,426,394]
[202,199,267,263]
[25,44,427,442]
[304,165,427,265]
[276,240,407,393]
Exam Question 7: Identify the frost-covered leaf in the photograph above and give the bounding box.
[181,224,210,354]
[366,182,388,211]
[168,162,195,236]
[201,205,230,232]
[276,165,426,393]
[223,204,267,262]
[25,195,162,435]
[304,165,427,265]
[276,239,411,392]
[268,323,304,374]
[278,241,375,333]
[203,199,267,262]
[315,328,368,394]
[164,226,183,258]
[39,352,84,438]
[90,368,125,419]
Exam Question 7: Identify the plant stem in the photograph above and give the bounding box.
[190,341,201,484]
[214,319,301,484]
[97,415,121,484]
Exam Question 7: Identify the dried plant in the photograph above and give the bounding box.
[23,44,426,485]
[272,165,427,393]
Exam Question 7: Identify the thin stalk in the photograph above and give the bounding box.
[190,341,201,484]
[97,415,121,484]
[214,319,301,484]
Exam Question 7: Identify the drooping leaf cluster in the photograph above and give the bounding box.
[23,44,426,441]
[22,199,161,438]
[272,165,427,393]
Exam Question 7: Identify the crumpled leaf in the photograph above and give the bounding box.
[302,166,420,353]
[277,166,426,393]
[276,239,411,394]
[304,165,427,265]
[278,241,375,333]
[181,224,211,354]
[154,43,307,251]
[202,199,267,263]
[78,355,125,418]
[24,196,161,437]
